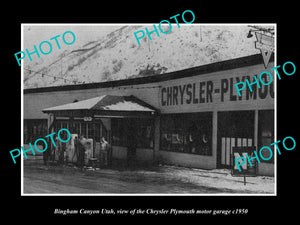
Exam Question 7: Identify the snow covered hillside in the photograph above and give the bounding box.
[23,25,262,89]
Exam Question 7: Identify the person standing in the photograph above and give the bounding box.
[57,133,66,165]
[73,136,79,163]
[61,141,67,164]
[77,136,86,168]
[100,137,109,167]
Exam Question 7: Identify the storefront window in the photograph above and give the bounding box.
[55,120,104,143]
[87,123,94,139]
[24,119,47,144]
[161,113,212,155]
[62,122,68,130]
[112,118,154,148]
[73,122,80,135]
[55,121,62,133]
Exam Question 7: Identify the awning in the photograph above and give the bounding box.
[42,95,159,118]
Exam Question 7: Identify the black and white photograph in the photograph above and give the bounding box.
[4,6,298,220]
[21,24,275,195]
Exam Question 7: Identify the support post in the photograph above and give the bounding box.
[47,113,56,162]
[153,115,160,165]
[213,111,218,168]
[254,109,259,174]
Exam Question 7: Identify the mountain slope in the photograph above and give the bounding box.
[24,25,261,88]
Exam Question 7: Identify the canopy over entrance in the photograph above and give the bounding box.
[42,95,158,118]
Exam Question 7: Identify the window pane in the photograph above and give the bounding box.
[87,123,94,139]
[160,113,212,156]
[112,118,154,148]
[73,122,80,135]
[161,133,172,150]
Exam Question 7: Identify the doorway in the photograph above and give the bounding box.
[217,111,255,168]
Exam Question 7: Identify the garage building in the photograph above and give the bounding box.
[23,53,275,176]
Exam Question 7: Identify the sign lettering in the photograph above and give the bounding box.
[161,76,274,106]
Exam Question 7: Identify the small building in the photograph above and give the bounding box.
[23,54,275,176]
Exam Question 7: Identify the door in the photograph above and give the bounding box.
[217,111,255,168]
[220,137,253,167]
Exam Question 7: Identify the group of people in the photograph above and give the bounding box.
[43,134,110,168]
[74,136,111,168]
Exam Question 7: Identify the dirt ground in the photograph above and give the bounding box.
[23,158,274,194]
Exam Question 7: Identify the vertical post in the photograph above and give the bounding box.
[100,122,103,139]
[212,111,218,168]
[109,130,112,165]
[92,123,95,158]
[254,109,259,174]
[47,113,55,161]
[153,115,160,165]
[106,118,112,164]
[86,123,88,138]
[254,110,258,148]
[69,116,74,133]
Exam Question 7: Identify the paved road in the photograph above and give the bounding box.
[23,159,272,194]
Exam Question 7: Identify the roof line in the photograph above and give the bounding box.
[24,54,272,94]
